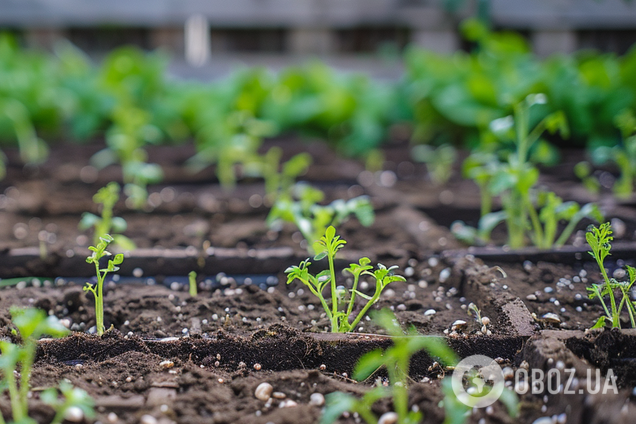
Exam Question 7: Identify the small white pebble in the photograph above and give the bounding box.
[309,393,325,406]
[378,411,398,424]
[140,415,158,424]
[255,382,273,401]
[279,400,297,408]
[64,406,84,422]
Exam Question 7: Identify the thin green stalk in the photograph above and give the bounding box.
[345,273,361,320]
[595,257,619,327]
[480,186,492,218]
[523,194,544,248]
[590,285,611,319]
[504,194,526,248]
[94,262,105,336]
[388,359,408,424]
[305,281,332,322]
[328,252,338,332]
[618,293,632,328]
[349,287,381,332]
[514,103,529,165]
[625,299,636,328]
[50,402,68,424]
[6,366,23,422]
[554,219,578,247]
[18,340,35,419]
[356,408,378,424]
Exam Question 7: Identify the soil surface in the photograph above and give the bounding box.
[1,138,636,424]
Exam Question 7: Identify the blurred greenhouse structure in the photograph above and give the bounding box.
[1,0,636,71]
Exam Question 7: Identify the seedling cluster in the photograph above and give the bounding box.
[454,94,603,249]
[586,223,636,329]
[285,226,404,333]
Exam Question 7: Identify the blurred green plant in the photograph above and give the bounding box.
[0,308,93,424]
[454,94,602,248]
[411,143,457,185]
[79,182,136,250]
[590,108,636,198]
[268,183,374,254]
[321,309,519,424]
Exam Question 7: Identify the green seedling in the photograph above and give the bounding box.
[187,110,277,189]
[591,109,636,199]
[0,99,49,166]
[83,235,124,336]
[41,380,95,424]
[411,143,457,185]
[458,94,602,248]
[92,105,164,209]
[0,307,72,424]
[322,309,460,424]
[586,223,636,329]
[79,182,136,251]
[188,271,197,297]
[269,183,374,254]
[285,227,404,333]
[253,149,312,205]
[574,161,600,195]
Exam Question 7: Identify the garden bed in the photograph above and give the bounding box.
[1,139,636,424]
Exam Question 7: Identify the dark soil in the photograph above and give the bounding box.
[1,138,636,423]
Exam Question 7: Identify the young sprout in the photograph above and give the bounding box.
[83,235,124,336]
[79,182,136,251]
[0,308,71,423]
[41,380,95,424]
[285,226,404,333]
[269,183,375,254]
[467,303,491,335]
[456,95,603,249]
[586,223,636,329]
[411,143,457,185]
[321,309,466,424]
[188,271,198,297]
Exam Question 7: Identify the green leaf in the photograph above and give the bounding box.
[111,217,128,233]
[282,153,312,178]
[320,393,361,424]
[112,234,136,251]
[478,210,507,240]
[590,316,607,329]
[78,213,100,230]
[313,251,327,261]
[353,349,386,381]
